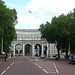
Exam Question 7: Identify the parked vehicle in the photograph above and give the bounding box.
[40,54,45,58]
[69,54,75,64]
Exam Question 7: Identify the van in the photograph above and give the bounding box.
[69,54,75,64]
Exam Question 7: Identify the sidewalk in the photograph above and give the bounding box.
[29,56,68,62]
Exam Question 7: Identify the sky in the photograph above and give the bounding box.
[3,0,75,29]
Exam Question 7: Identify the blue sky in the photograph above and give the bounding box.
[4,0,75,29]
[5,0,31,6]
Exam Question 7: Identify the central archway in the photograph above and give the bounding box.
[25,44,32,56]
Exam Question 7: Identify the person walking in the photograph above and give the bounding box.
[0,55,1,61]
[4,54,7,62]
[1,54,4,61]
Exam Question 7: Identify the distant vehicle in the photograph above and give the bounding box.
[15,54,22,56]
[69,54,75,64]
[48,54,57,59]
[40,54,45,58]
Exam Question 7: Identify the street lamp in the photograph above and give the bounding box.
[68,24,71,55]
[1,37,3,54]
[68,36,70,55]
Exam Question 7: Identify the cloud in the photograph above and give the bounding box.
[27,0,75,15]
[6,3,17,9]
[15,0,75,29]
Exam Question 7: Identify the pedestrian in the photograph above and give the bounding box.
[4,54,7,62]
[0,55,1,61]
[1,54,4,61]
[6,53,8,58]
[55,54,58,60]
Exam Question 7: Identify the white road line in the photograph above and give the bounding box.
[33,62,48,73]
[53,62,59,73]
[1,62,14,75]
[28,58,32,61]
[28,58,39,67]
[46,69,55,70]
[35,63,38,66]
[55,66,56,68]
[7,66,10,70]
[1,70,6,75]
[48,72,56,73]
[10,64,12,66]
[43,69,48,73]
[56,69,59,73]
[28,57,57,74]
[38,66,41,68]
[10,62,14,67]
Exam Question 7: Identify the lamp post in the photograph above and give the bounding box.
[68,24,71,55]
[68,36,70,55]
[1,37,3,54]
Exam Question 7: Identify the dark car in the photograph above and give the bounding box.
[69,54,75,64]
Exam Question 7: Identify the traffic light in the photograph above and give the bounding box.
[35,45,37,51]
[35,49,37,51]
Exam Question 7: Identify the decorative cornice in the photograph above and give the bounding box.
[16,29,40,32]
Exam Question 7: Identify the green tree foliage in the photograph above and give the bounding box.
[40,9,75,58]
[0,0,17,53]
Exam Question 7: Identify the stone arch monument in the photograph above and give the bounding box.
[11,29,58,57]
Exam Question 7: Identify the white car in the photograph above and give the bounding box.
[40,54,45,58]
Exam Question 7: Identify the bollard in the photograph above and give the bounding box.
[35,56,38,62]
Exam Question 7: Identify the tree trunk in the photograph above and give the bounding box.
[57,44,60,59]
[65,49,69,59]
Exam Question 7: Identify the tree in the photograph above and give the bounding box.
[0,0,18,53]
[40,11,75,59]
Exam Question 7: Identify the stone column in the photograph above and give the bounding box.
[13,43,15,56]
[42,43,44,55]
[23,44,25,56]
[47,43,48,58]
[32,43,34,56]
[24,44,25,55]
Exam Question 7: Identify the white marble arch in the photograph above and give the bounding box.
[11,29,58,57]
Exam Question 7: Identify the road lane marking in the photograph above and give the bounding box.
[28,57,34,62]
[7,66,10,70]
[56,69,59,73]
[10,62,14,66]
[48,72,56,73]
[38,66,41,68]
[45,68,56,73]
[53,62,59,73]
[46,69,55,70]
[28,57,58,74]
[35,63,38,66]
[43,69,48,73]
[1,62,14,75]
[1,70,6,75]
[33,62,48,74]
[33,62,48,73]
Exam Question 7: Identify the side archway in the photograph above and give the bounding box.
[15,43,23,56]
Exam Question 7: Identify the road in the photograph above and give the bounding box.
[0,56,75,75]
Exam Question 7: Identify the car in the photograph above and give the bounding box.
[48,54,58,59]
[69,54,75,64]
[40,54,45,58]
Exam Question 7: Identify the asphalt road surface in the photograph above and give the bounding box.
[0,56,75,75]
